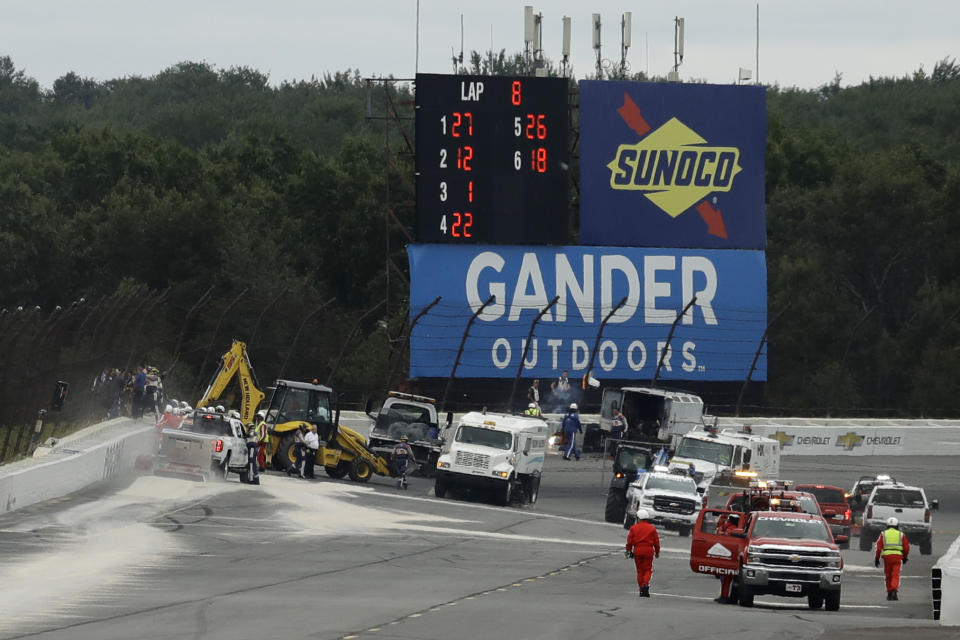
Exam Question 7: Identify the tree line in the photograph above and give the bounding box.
[1,53,959,417]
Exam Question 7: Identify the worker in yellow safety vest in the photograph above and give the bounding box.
[524,402,541,417]
[255,410,270,471]
[874,517,910,601]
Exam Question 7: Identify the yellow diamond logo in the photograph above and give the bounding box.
[606,117,742,218]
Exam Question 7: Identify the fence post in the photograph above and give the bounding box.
[652,296,698,387]
[441,295,495,413]
[277,298,336,380]
[584,296,628,386]
[384,296,441,391]
[735,303,790,417]
[326,300,386,386]
[509,296,559,412]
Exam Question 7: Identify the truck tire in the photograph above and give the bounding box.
[807,593,824,609]
[526,476,540,504]
[604,490,626,523]
[348,457,373,483]
[434,477,447,498]
[859,528,874,551]
[920,537,933,555]
[824,589,841,611]
[325,462,349,479]
[215,453,231,480]
[738,584,754,608]
[623,514,636,530]
[498,479,513,506]
[274,436,296,471]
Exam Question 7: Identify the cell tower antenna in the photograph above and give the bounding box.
[592,13,602,79]
[451,14,464,72]
[561,16,571,77]
[670,16,684,82]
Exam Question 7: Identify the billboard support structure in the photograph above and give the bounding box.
[652,296,698,387]
[441,295,496,413]
[509,295,560,412]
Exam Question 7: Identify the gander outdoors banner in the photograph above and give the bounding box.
[408,245,767,381]
[579,81,766,249]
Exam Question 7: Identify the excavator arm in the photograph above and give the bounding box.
[197,340,265,423]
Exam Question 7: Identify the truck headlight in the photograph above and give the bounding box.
[492,471,509,478]
[437,461,450,469]
[826,558,841,568]
[641,497,654,504]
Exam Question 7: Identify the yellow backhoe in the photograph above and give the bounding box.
[264,379,396,482]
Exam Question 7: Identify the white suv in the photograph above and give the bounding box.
[624,471,702,536]
[858,482,938,555]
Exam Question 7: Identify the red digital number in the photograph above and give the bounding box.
[451,212,473,238]
[457,146,473,171]
[530,147,547,173]
[525,114,547,140]
[467,180,474,203]
[511,80,522,106]
[451,111,473,138]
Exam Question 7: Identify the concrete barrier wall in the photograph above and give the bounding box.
[0,423,156,514]
[713,418,960,456]
[933,535,960,625]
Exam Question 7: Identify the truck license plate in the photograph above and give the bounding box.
[785,583,802,593]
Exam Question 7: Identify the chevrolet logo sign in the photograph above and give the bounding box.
[835,432,865,451]
[770,431,794,448]
[789,555,801,564]
[670,502,679,507]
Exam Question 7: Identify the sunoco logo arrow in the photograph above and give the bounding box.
[606,92,741,239]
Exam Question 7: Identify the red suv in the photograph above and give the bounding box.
[796,484,852,549]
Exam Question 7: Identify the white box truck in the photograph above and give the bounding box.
[599,386,706,449]
[434,411,548,506]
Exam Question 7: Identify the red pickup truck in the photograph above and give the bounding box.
[690,508,844,610]
[796,484,852,549]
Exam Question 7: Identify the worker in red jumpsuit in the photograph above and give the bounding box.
[625,508,660,598]
[875,516,910,601]
[716,513,742,603]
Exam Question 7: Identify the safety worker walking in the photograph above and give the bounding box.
[561,403,582,461]
[875,516,910,600]
[254,410,270,471]
[244,423,261,485]
[625,508,660,597]
[393,435,416,489]
[524,402,541,417]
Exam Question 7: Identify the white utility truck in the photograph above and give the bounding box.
[434,411,548,506]
[599,386,705,449]
[668,426,781,493]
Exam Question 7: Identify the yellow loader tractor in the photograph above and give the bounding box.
[265,379,394,482]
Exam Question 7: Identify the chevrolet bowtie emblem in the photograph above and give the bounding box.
[835,432,865,451]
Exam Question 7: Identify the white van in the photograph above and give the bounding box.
[434,412,548,506]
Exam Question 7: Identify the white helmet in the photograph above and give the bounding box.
[228,409,240,419]
[528,402,536,409]
[164,404,173,414]
[215,405,225,413]
[569,403,578,411]
[887,516,899,527]
[256,409,267,419]
[635,508,651,521]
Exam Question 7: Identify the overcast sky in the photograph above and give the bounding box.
[2,1,957,90]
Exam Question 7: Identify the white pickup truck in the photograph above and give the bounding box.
[155,411,253,482]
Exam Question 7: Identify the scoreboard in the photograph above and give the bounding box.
[414,73,570,244]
